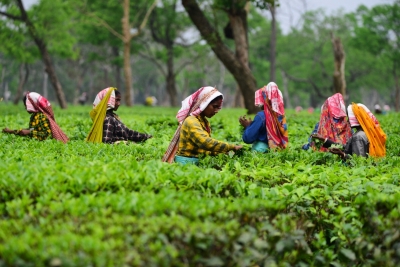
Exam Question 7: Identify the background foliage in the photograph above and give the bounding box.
[0,0,398,109]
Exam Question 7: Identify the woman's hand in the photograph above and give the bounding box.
[239,116,252,128]
[234,145,243,151]
[329,147,345,158]
[310,134,325,141]
[17,129,31,136]
[2,128,13,134]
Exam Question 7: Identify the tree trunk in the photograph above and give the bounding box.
[331,34,346,97]
[280,69,292,109]
[113,46,122,90]
[394,63,400,112]
[13,63,29,105]
[0,68,5,98]
[182,0,258,113]
[4,82,9,102]
[269,4,276,82]
[217,61,225,92]
[122,0,133,106]
[234,86,245,107]
[43,70,48,98]
[166,46,178,106]
[73,72,84,105]
[88,71,95,102]
[229,12,247,108]
[14,0,67,108]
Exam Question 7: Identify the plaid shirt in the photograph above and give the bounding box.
[29,112,52,141]
[176,115,235,157]
[103,111,150,144]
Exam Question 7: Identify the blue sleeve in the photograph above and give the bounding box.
[242,114,264,144]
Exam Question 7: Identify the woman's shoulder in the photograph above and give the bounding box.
[183,115,199,124]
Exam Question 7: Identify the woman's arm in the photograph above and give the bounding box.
[188,118,236,153]
[242,115,264,144]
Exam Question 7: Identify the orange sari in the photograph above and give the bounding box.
[351,103,386,157]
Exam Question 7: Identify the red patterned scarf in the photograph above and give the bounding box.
[255,83,288,149]
[316,93,351,151]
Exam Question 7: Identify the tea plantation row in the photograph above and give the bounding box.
[1,104,399,266]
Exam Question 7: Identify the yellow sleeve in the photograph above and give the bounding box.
[187,117,236,154]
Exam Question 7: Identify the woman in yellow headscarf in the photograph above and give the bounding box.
[86,87,152,144]
[312,103,386,159]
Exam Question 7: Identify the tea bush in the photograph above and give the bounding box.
[0,103,399,266]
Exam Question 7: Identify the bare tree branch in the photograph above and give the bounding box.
[0,11,23,21]
[282,69,326,98]
[131,0,158,38]
[138,51,167,76]
[174,53,203,76]
[87,13,124,40]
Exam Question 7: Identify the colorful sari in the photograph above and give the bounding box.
[348,103,386,157]
[316,93,352,152]
[254,82,288,149]
[86,87,116,143]
[162,86,223,163]
[26,92,69,143]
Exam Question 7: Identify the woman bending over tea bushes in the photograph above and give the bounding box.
[86,87,152,144]
[302,93,352,151]
[162,86,242,165]
[238,82,288,152]
[2,92,68,143]
[312,103,386,159]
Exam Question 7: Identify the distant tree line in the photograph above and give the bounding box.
[0,0,398,111]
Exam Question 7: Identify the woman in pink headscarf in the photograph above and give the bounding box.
[303,93,352,151]
[239,82,288,152]
[162,86,242,165]
[2,92,68,143]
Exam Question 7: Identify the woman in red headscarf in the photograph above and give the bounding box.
[303,93,352,151]
[2,92,68,143]
[239,82,288,152]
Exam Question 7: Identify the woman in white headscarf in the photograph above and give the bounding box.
[162,86,242,165]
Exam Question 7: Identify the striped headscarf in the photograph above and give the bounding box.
[176,86,223,123]
[163,86,222,163]
[25,92,69,143]
[254,82,288,149]
[255,82,285,115]
[93,87,116,110]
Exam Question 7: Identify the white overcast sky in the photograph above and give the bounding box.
[22,0,396,34]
